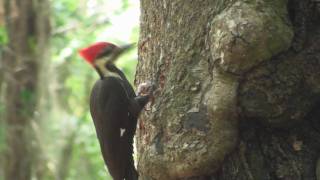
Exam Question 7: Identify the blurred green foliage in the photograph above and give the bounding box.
[0,0,140,178]
[48,0,139,179]
[0,27,8,45]
[0,25,6,180]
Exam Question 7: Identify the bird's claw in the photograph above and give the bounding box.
[137,81,155,97]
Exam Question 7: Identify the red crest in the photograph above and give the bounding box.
[79,42,114,64]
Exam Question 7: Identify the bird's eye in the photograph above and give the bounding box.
[96,45,115,59]
[103,46,114,55]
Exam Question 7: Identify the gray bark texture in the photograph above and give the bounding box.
[2,0,50,179]
[136,0,320,179]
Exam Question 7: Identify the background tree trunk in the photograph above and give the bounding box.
[136,0,320,179]
[2,0,50,179]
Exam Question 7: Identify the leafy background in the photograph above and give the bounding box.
[0,0,139,179]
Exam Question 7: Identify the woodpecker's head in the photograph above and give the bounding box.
[79,42,133,78]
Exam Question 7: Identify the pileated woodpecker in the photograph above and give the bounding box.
[79,42,152,180]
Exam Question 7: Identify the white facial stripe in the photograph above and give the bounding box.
[94,58,122,79]
[120,128,126,137]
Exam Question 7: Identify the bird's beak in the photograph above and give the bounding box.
[108,43,135,64]
[118,43,135,54]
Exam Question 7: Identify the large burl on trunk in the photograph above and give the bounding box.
[136,0,320,179]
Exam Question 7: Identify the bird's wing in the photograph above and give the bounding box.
[90,77,131,179]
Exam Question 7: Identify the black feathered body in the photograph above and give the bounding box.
[90,71,140,180]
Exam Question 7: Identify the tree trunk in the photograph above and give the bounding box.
[136,0,320,179]
[56,130,76,180]
[2,0,50,179]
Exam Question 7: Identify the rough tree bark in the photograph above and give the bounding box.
[136,0,320,179]
[2,0,50,179]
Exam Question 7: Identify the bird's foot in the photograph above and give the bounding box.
[137,81,155,97]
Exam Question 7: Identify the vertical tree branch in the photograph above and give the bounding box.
[2,0,50,179]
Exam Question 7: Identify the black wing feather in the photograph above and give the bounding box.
[90,77,132,180]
